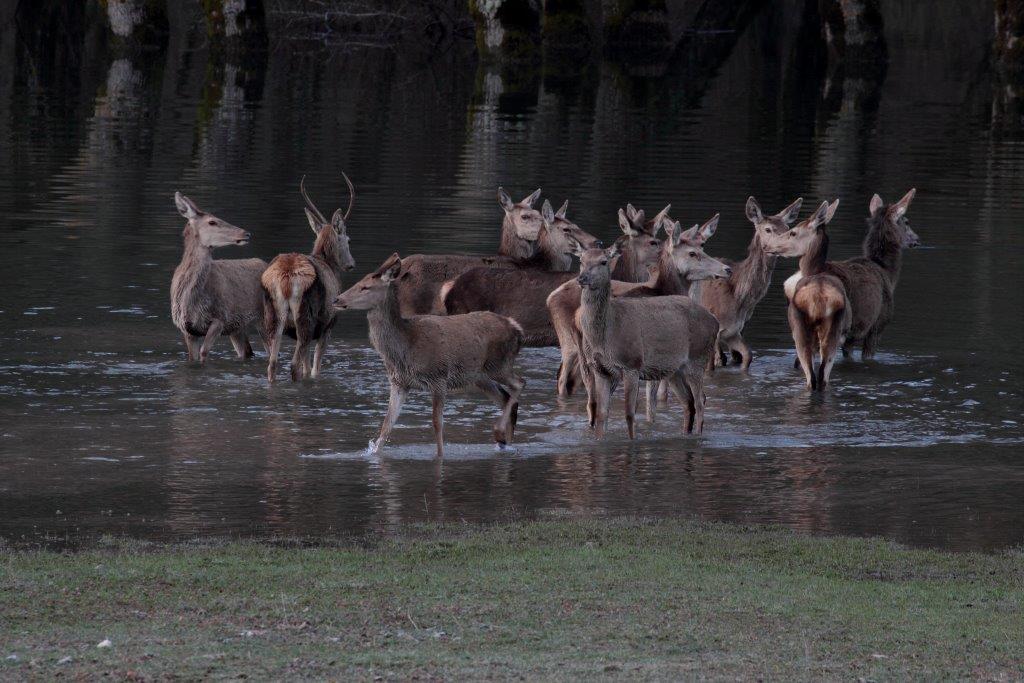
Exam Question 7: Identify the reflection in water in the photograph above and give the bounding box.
[0,2,1021,551]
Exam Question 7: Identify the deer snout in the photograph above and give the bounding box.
[332,296,348,310]
[237,231,252,244]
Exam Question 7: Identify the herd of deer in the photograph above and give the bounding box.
[170,178,920,456]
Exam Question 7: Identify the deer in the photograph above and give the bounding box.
[333,254,526,458]
[780,189,920,361]
[262,175,356,383]
[394,187,545,316]
[767,200,847,389]
[441,199,603,347]
[170,192,265,363]
[546,204,672,396]
[575,244,721,439]
[695,196,803,370]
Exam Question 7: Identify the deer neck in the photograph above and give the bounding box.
[579,278,612,348]
[499,214,536,262]
[526,226,571,271]
[311,230,344,280]
[367,285,411,371]
[171,227,212,326]
[799,230,830,276]
[862,217,903,283]
[730,233,777,308]
[610,238,647,283]
[654,252,688,296]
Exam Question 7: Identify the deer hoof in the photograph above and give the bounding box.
[495,443,515,453]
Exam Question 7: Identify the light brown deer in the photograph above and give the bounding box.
[696,196,803,370]
[262,175,356,382]
[575,243,721,439]
[769,200,846,389]
[394,187,544,316]
[546,204,671,396]
[170,192,265,363]
[334,254,526,458]
[780,189,920,360]
[442,199,602,346]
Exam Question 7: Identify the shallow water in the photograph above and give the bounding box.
[1,3,1022,550]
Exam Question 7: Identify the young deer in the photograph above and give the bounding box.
[575,243,721,439]
[546,205,671,396]
[262,175,356,382]
[442,199,602,346]
[781,189,920,360]
[395,187,545,316]
[170,193,265,363]
[769,200,847,389]
[334,254,526,458]
[696,196,803,370]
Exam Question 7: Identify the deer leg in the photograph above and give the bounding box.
[311,329,332,379]
[861,331,879,361]
[818,318,843,389]
[182,332,198,362]
[431,392,445,458]
[229,332,253,359]
[684,364,706,434]
[728,335,753,371]
[198,320,224,363]
[645,381,657,422]
[666,372,695,434]
[557,346,579,397]
[494,373,524,445]
[266,321,285,383]
[656,379,669,402]
[290,321,312,382]
[789,305,816,390]
[370,383,407,454]
[624,374,640,439]
[475,379,513,442]
[592,372,614,439]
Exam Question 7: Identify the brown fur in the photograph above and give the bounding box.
[261,254,315,301]
[335,254,526,458]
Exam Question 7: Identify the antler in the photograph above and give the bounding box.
[342,171,355,221]
[300,175,327,225]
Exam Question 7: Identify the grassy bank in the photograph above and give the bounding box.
[1,518,1022,680]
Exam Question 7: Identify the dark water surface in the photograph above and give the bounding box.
[1,3,1022,551]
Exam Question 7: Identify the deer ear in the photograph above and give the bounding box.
[679,223,700,245]
[775,197,803,224]
[380,253,402,283]
[498,187,515,213]
[634,209,646,231]
[699,213,720,242]
[618,209,638,237]
[174,192,199,220]
[650,204,671,230]
[522,188,542,208]
[824,199,840,224]
[869,193,885,216]
[556,200,569,219]
[304,208,321,235]
[605,241,622,261]
[745,196,764,225]
[810,200,830,229]
[889,188,916,219]
[570,237,586,258]
[626,203,638,221]
[541,199,555,227]
[331,208,347,234]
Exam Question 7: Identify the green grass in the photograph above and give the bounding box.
[2,518,1022,680]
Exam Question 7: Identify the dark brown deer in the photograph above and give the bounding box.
[576,244,720,438]
[334,254,526,458]
[170,192,265,363]
[696,196,803,370]
[769,200,847,389]
[611,204,672,282]
[442,199,602,346]
[394,187,544,316]
[780,189,920,360]
[262,175,356,383]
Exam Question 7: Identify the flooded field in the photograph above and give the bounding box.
[0,1,1021,550]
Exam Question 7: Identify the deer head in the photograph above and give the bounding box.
[765,199,840,258]
[577,243,621,290]
[334,253,402,311]
[301,174,356,272]
[498,187,544,242]
[174,192,250,248]
[869,188,919,248]
[746,196,803,250]
[666,217,732,281]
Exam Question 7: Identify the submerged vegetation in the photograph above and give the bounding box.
[2,518,1022,679]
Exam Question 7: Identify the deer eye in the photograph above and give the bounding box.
[209,220,218,226]
[688,251,697,257]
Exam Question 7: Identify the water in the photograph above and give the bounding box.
[1,3,1022,551]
